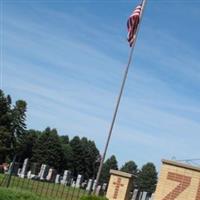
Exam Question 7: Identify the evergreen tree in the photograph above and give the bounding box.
[11,100,27,156]
[60,135,69,144]
[0,90,27,162]
[60,135,73,171]
[137,162,158,193]
[0,90,12,163]
[70,136,100,179]
[121,160,138,175]
[100,155,118,184]
[70,136,84,176]
[17,129,40,162]
[31,127,63,170]
[80,137,100,179]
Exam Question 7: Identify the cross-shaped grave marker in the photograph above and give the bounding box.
[113,177,124,199]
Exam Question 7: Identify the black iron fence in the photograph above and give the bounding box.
[0,160,153,200]
[0,173,91,200]
[0,161,106,200]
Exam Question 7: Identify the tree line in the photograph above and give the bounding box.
[0,89,157,193]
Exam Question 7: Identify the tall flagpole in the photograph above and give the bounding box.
[93,0,148,194]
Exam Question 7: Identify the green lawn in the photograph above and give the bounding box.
[0,173,87,200]
[0,187,54,200]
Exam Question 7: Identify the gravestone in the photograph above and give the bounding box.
[141,192,147,200]
[154,159,200,200]
[46,168,56,182]
[19,158,29,178]
[1,163,9,172]
[86,179,93,191]
[30,162,39,176]
[149,193,154,200]
[72,181,76,187]
[75,174,83,188]
[95,185,102,196]
[46,168,54,181]
[81,181,87,189]
[131,189,139,200]
[38,164,48,180]
[106,169,134,200]
[55,174,60,184]
[17,168,21,176]
[61,170,71,185]
[27,171,32,179]
[138,192,143,200]
[150,193,155,200]
[51,170,57,182]
[102,183,107,191]
[92,179,97,191]
[70,178,74,185]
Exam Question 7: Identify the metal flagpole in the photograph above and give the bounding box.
[93,0,148,194]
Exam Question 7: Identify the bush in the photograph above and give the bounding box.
[0,187,53,200]
[80,195,108,200]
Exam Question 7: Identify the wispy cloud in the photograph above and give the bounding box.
[2,1,200,167]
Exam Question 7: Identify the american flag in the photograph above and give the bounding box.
[127,4,142,47]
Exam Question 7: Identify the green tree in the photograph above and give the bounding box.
[100,155,118,184]
[59,135,73,171]
[60,135,69,144]
[70,136,100,179]
[70,136,84,176]
[17,129,40,162]
[137,162,158,193]
[80,137,99,179]
[31,127,63,170]
[0,90,12,163]
[120,160,138,175]
[11,100,27,157]
[0,90,27,162]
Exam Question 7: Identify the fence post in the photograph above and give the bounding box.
[6,155,16,188]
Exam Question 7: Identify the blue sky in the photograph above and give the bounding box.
[1,0,200,169]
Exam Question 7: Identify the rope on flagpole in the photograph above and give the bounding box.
[93,0,148,195]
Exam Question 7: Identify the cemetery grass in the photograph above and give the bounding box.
[0,187,55,200]
[0,174,86,200]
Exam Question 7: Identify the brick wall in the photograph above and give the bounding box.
[154,160,200,200]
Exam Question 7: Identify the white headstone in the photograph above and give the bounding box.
[138,192,143,200]
[55,174,60,184]
[17,168,21,176]
[131,189,139,200]
[75,174,82,188]
[61,170,71,185]
[149,193,154,200]
[82,181,87,188]
[102,183,107,191]
[92,179,97,191]
[86,179,93,191]
[38,164,47,180]
[20,158,29,178]
[72,181,76,187]
[46,168,53,181]
[141,191,148,200]
[27,171,32,179]
[149,195,154,200]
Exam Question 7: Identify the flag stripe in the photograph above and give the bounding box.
[127,4,142,47]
